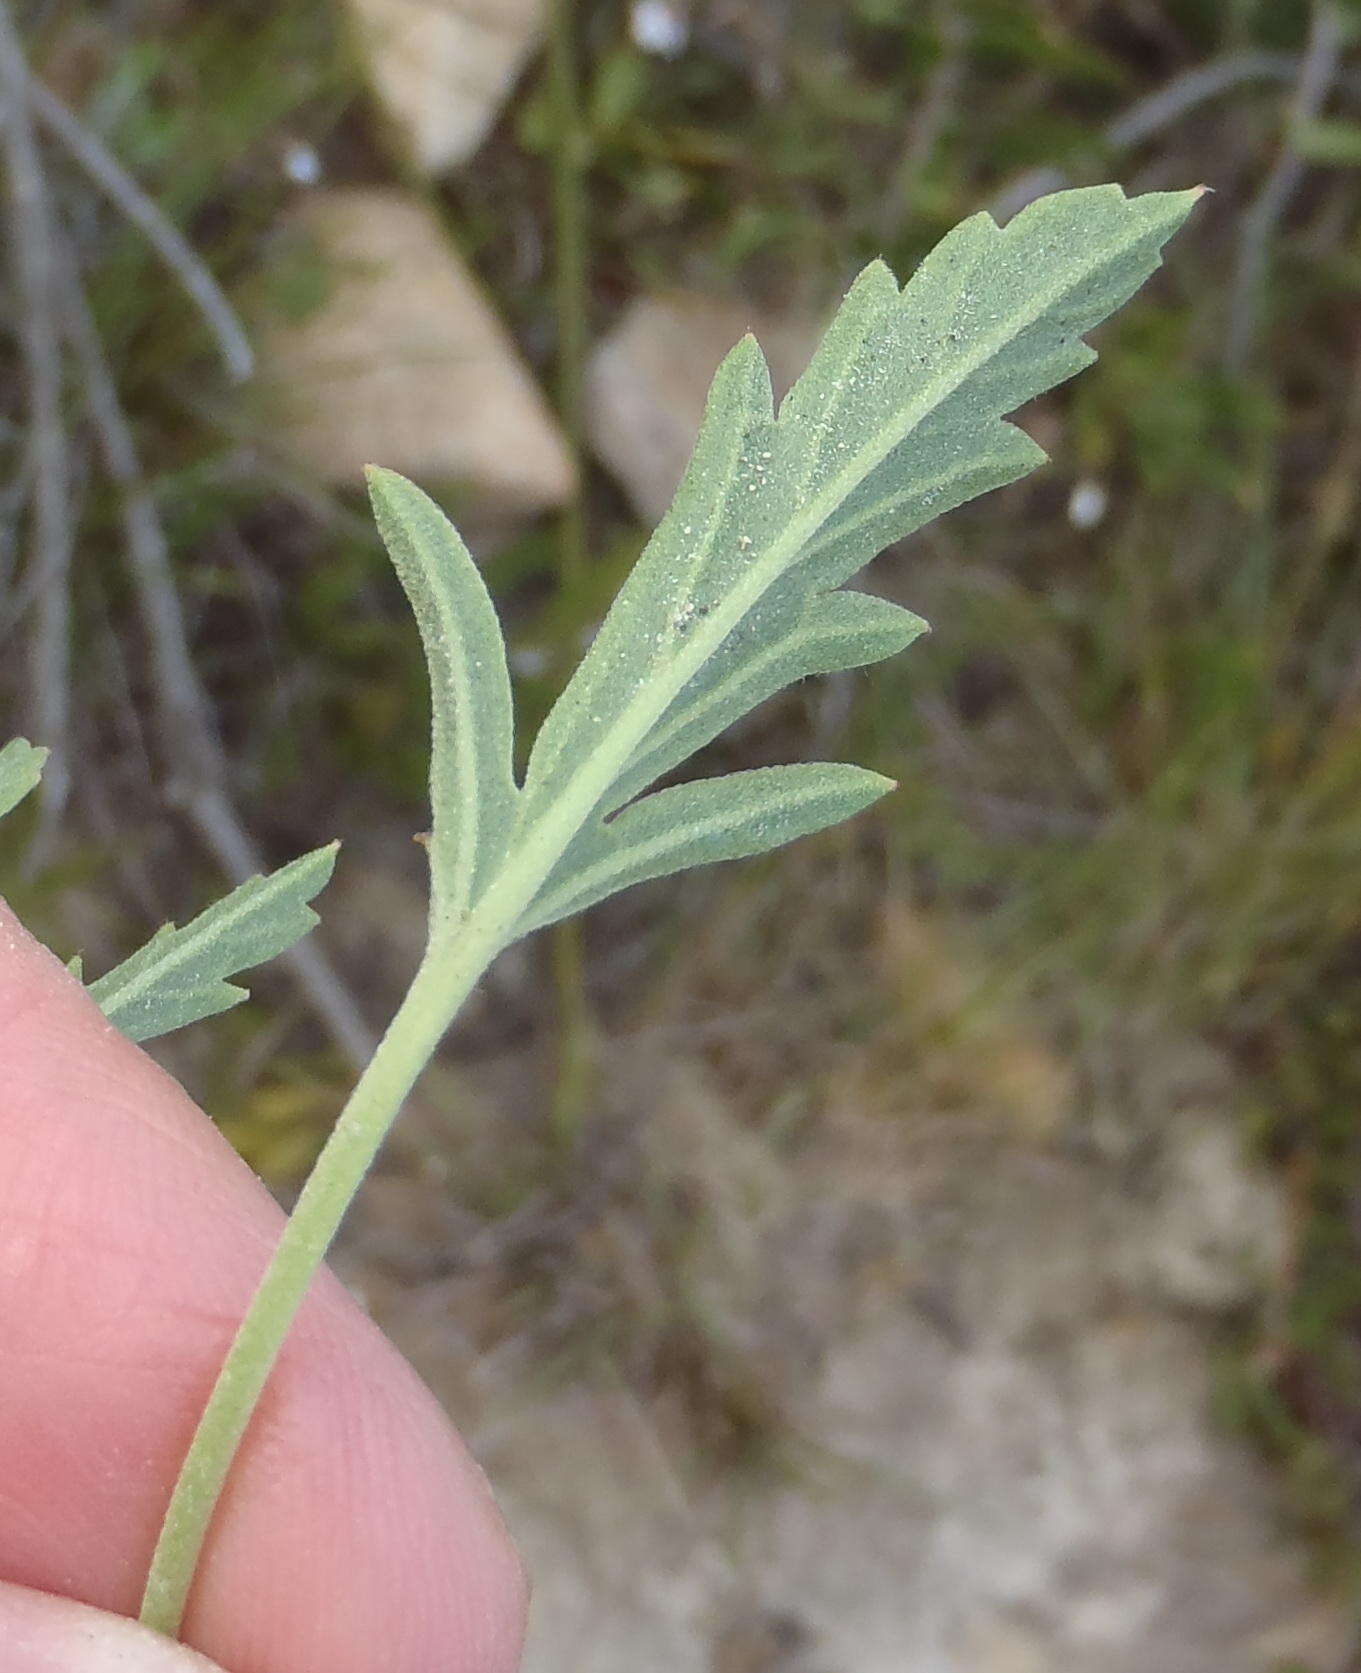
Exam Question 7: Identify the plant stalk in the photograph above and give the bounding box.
[138,927,499,1637]
[546,0,595,1133]
[548,0,588,586]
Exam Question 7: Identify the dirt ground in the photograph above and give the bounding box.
[333,916,1350,1673]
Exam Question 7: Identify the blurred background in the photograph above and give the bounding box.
[2,1,1361,1668]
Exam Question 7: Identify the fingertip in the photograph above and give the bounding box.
[456,1462,529,1673]
[0,898,132,1080]
[0,897,76,997]
[186,1315,530,1673]
[0,1579,225,1672]
[0,897,531,1672]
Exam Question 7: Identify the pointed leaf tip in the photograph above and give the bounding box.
[367,467,519,931]
[0,738,48,823]
[398,185,1196,947]
[521,762,896,934]
[89,842,339,1043]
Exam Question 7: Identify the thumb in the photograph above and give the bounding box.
[0,1580,226,1672]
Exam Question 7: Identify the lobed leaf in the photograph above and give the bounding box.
[604,588,926,814]
[496,185,1199,940]
[0,738,47,823]
[90,844,338,1043]
[366,467,518,931]
[367,187,1198,949]
[520,762,894,934]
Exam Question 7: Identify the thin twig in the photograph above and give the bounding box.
[0,437,35,630]
[81,587,172,925]
[1225,2,1347,373]
[990,47,1320,224]
[1105,49,1297,149]
[0,12,355,1060]
[546,0,595,1136]
[59,247,374,1070]
[180,783,377,1071]
[0,0,73,854]
[879,7,969,242]
[547,0,587,585]
[21,76,253,381]
[62,272,214,765]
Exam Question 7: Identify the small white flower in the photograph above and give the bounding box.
[631,0,688,58]
[1067,477,1108,531]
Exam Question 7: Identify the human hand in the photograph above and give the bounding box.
[0,902,526,1673]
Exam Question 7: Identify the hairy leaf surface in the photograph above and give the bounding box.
[521,762,893,933]
[0,738,46,822]
[494,185,1198,939]
[366,187,1197,948]
[90,844,338,1042]
[367,467,518,931]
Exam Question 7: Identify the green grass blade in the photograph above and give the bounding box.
[367,468,519,932]
[0,738,47,822]
[90,844,338,1043]
[521,763,893,934]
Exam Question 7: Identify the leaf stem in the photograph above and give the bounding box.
[138,926,499,1638]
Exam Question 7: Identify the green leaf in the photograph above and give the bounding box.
[89,843,338,1043]
[366,467,518,931]
[520,763,894,934]
[487,184,1197,940]
[0,738,47,822]
[606,588,926,813]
